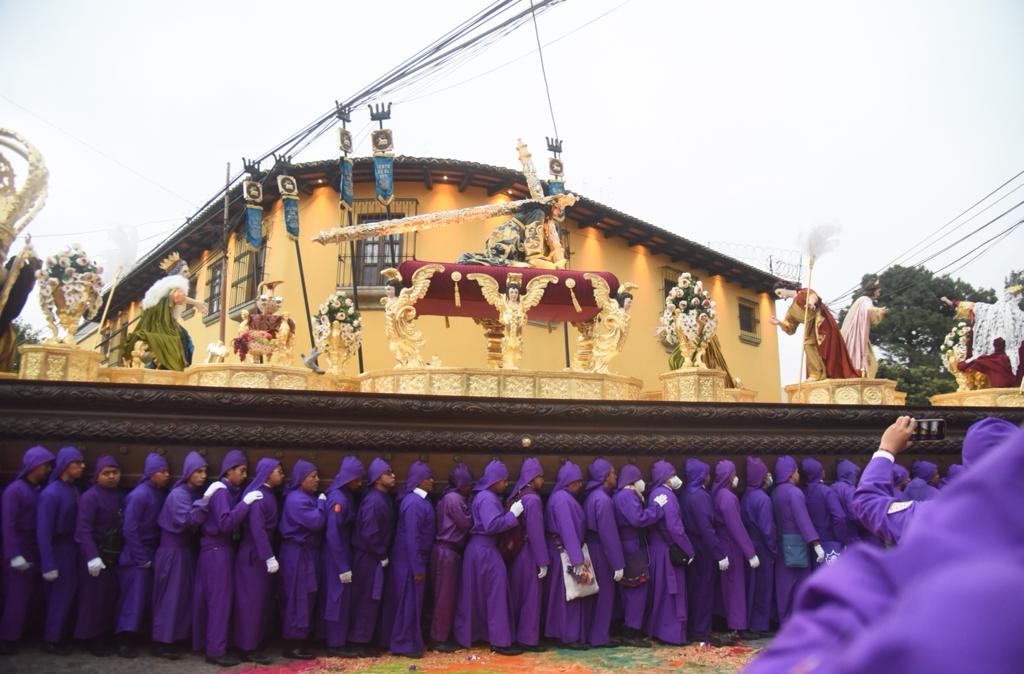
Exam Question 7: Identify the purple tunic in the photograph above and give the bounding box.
[278,460,326,640]
[644,460,693,644]
[508,458,546,647]
[711,460,756,631]
[802,458,847,563]
[454,460,518,648]
[382,461,436,655]
[348,463,394,645]
[233,458,280,652]
[37,446,83,643]
[152,451,208,645]
[831,459,873,546]
[116,454,168,636]
[0,446,53,642]
[903,461,940,502]
[74,456,125,640]
[741,457,776,633]
[429,464,472,645]
[771,456,819,621]
[612,465,662,631]
[582,459,625,646]
[322,456,363,648]
[682,459,724,640]
[544,461,588,645]
[745,424,1024,674]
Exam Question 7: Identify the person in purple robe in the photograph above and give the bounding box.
[506,457,546,652]
[682,458,727,644]
[830,459,875,547]
[643,460,692,645]
[322,456,364,657]
[73,455,125,654]
[744,421,1024,674]
[771,455,822,622]
[892,463,910,493]
[740,457,776,637]
[428,462,473,653]
[278,459,326,659]
[711,460,760,640]
[802,458,847,565]
[582,458,625,647]
[192,449,263,667]
[903,460,940,501]
[151,451,208,660]
[348,457,396,652]
[454,459,524,655]
[233,457,284,663]
[612,463,666,647]
[37,446,85,655]
[853,416,1018,546]
[939,463,963,488]
[544,461,590,649]
[381,461,436,658]
[114,452,170,659]
[0,446,54,654]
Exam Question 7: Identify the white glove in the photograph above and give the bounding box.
[509,500,525,517]
[718,557,730,572]
[10,555,30,571]
[340,571,353,584]
[141,561,152,569]
[242,490,263,505]
[318,493,327,501]
[748,555,760,569]
[688,557,694,565]
[653,494,669,507]
[537,565,548,580]
[203,480,226,500]
[43,569,59,582]
[266,556,280,574]
[381,557,389,569]
[813,544,825,564]
[87,557,106,577]
[613,568,624,582]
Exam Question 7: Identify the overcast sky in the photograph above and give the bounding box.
[3,0,1023,390]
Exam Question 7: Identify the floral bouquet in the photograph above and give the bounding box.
[941,321,978,390]
[313,289,362,374]
[655,272,718,369]
[36,243,104,344]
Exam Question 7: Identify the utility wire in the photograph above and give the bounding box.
[530,0,560,139]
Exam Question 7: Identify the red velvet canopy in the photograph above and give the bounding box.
[398,260,620,323]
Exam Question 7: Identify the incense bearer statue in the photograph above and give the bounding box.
[468,271,558,369]
[583,273,638,375]
[122,252,207,370]
[233,280,296,364]
[380,263,444,368]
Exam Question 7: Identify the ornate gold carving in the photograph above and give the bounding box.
[570,320,596,372]
[784,378,903,406]
[468,272,558,369]
[0,128,48,265]
[930,388,1024,408]
[582,274,637,375]
[380,263,444,369]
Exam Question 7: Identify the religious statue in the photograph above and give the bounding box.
[772,285,859,381]
[840,276,888,377]
[940,284,1024,388]
[121,252,207,370]
[467,271,558,369]
[232,280,296,364]
[585,273,638,374]
[380,263,444,368]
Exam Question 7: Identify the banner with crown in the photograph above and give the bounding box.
[242,178,264,249]
[373,154,394,206]
[339,156,354,211]
[278,175,300,239]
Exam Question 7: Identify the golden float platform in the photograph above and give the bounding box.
[930,388,1023,407]
[358,366,642,400]
[785,377,906,405]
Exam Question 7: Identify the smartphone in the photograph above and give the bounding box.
[912,418,945,441]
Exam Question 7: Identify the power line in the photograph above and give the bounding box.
[530,0,560,139]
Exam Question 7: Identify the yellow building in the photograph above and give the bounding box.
[81,156,783,400]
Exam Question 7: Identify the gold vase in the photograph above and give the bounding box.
[671,321,712,370]
[45,285,98,345]
[324,321,359,376]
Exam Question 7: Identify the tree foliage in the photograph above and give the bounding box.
[8,319,45,372]
[836,265,997,406]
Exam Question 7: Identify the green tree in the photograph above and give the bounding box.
[837,265,996,406]
[9,319,44,372]
[1006,269,1023,310]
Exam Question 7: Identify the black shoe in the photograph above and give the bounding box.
[326,646,363,658]
[151,644,182,660]
[0,641,17,656]
[738,630,762,641]
[43,641,73,656]
[714,631,739,645]
[283,647,316,660]
[516,642,547,652]
[757,630,775,639]
[491,645,524,656]
[116,642,139,659]
[564,641,590,651]
[429,641,459,653]
[620,636,651,648]
[241,650,273,664]
[206,653,241,667]
[87,642,114,657]
[396,651,423,659]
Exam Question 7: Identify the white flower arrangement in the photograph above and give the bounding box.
[313,289,363,352]
[655,271,718,348]
[941,321,971,362]
[36,243,104,339]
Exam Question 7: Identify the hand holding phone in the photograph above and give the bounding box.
[880,416,916,455]
[912,418,945,442]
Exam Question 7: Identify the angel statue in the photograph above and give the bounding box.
[381,263,445,368]
[585,273,638,374]
[467,271,558,369]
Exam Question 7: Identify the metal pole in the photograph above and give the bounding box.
[348,222,364,373]
[293,239,316,350]
[218,162,230,343]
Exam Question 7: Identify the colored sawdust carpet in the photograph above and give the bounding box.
[240,643,761,674]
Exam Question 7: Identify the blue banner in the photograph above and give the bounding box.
[283,196,299,239]
[245,204,263,249]
[339,157,354,210]
[373,154,394,206]
[546,180,565,195]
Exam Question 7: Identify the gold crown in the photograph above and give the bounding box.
[1007,284,1023,296]
[506,272,523,288]
[158,251,182,273]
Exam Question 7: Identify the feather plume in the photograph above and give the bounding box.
[97,225,139,284]
[803,223,842,261]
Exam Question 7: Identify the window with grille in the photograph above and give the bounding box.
[205,257,225,319]
[231,242,267,310]
[738,298,761,345]
[336,198,419,288]
[181,269,200,319]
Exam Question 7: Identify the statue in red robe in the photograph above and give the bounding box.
[773,287,860,381]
